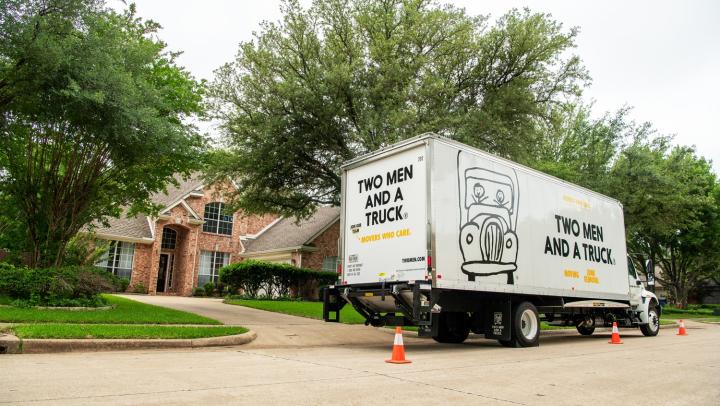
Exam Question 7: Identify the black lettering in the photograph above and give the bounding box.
[573,242,581,259]
[394,187,404,202]
[571,219,580,237]
[555,215,563,233]
[544,236,553,255]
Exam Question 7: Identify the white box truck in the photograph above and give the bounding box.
[323,134,661,347]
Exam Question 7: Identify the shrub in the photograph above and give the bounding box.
[132,282,147,294]
[116,278,131,292]
[203,282,215,297]
[220,260,338,300]
[193,287,206,297]
[0,263,115,306]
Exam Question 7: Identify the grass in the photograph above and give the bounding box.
[0,294,220,325]
[0,294,11,305]
[225,299,367,324]
[5,324,246,339]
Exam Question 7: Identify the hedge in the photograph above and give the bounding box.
[0,263,119,306]
[219,260,337,299]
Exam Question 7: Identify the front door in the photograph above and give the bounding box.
[157,254,169,293]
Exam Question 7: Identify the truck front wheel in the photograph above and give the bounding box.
[640,305,660,337]
[432,312,470,344]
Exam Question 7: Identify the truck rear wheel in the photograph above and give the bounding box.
[640,305,660,337]
[497,302,540,348]
[515,302,540,347]
[432,312,470,344]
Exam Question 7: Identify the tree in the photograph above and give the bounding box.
[207,0,588,218]
[0,1,206,267]
[607,137,720,308]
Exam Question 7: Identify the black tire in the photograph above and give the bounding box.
[498,338,517,347]
[512,302,540,347]
[432,312,470,344]
[640,305,660,337]
[576,317,596,336]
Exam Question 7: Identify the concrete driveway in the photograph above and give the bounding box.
[2,295,718,405]
[120,294,408,348]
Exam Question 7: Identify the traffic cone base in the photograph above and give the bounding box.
[385,326,412,364]
[608,321,623,344]
[677,319,688,336]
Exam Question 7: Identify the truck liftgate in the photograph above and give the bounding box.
[323,282,434,336]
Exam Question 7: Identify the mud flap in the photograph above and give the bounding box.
[483,300,512,341]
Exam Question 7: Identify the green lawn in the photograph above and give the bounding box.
[225,299,367,324]
[4,324,246,339]
[0,294,220,325]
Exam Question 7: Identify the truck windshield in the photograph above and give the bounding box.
[627,257,638,279]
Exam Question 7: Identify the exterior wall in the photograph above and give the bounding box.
[129,243,154,293]
[300,221,339,271]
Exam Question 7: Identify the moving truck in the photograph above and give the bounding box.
[323,134,661,347]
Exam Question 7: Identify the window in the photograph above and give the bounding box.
[322,256,338,273]
[161,227,177,249]
[198,251,230,286]
[203,202,233,235]
[95,241,135,279]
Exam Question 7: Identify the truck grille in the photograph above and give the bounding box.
[482,221,503,262]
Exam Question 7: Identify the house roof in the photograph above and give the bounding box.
[242,206,340,254]
[93,213,154,241]
[89,174,203,241]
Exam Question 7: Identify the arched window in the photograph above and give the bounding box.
[161,227,177,249]
[203,202,233,235]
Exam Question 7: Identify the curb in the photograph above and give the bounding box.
[0,330,256,354]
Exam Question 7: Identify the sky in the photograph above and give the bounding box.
[111,0,720,173]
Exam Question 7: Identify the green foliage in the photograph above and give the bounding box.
[203,282,216,297]
[0,0,206,266]
[193,287,206,297]
[116,278,130,293]
[0,294,221,324]
[220,260,337,299]
[0,263,115,306]
[131,283,147,294]
[63,233,110,267]
[207,0,587,218]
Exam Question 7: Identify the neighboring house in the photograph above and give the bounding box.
[91,175,340,296]
[240,206,340,273]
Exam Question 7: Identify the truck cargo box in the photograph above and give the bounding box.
[341,134,630,302]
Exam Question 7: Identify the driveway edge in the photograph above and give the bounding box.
[0,330,257,354]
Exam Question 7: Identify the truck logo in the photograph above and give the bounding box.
[457,151,519,284]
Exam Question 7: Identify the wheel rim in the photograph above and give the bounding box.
[649,310,660,332]
[520,309,538,339]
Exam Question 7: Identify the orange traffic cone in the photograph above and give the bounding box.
[608,321,623,344]
[385,326,412,364]
[677,319,688,336]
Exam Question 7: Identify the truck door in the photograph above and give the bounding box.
[627,257,642,306]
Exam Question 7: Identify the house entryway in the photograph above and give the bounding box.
[156,253,174,293]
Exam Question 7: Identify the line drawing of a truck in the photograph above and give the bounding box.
[457,151,519,284]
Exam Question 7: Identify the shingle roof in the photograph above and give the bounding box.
[152,174,204,208]
[89,174,203,240]
[93,214,153,240]
[242,206,340,253]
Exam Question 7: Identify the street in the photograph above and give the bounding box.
[2,297,718,405]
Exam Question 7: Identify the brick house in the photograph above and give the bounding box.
[91,175,339,296]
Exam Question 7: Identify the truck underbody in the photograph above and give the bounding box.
[323,281,661,347]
